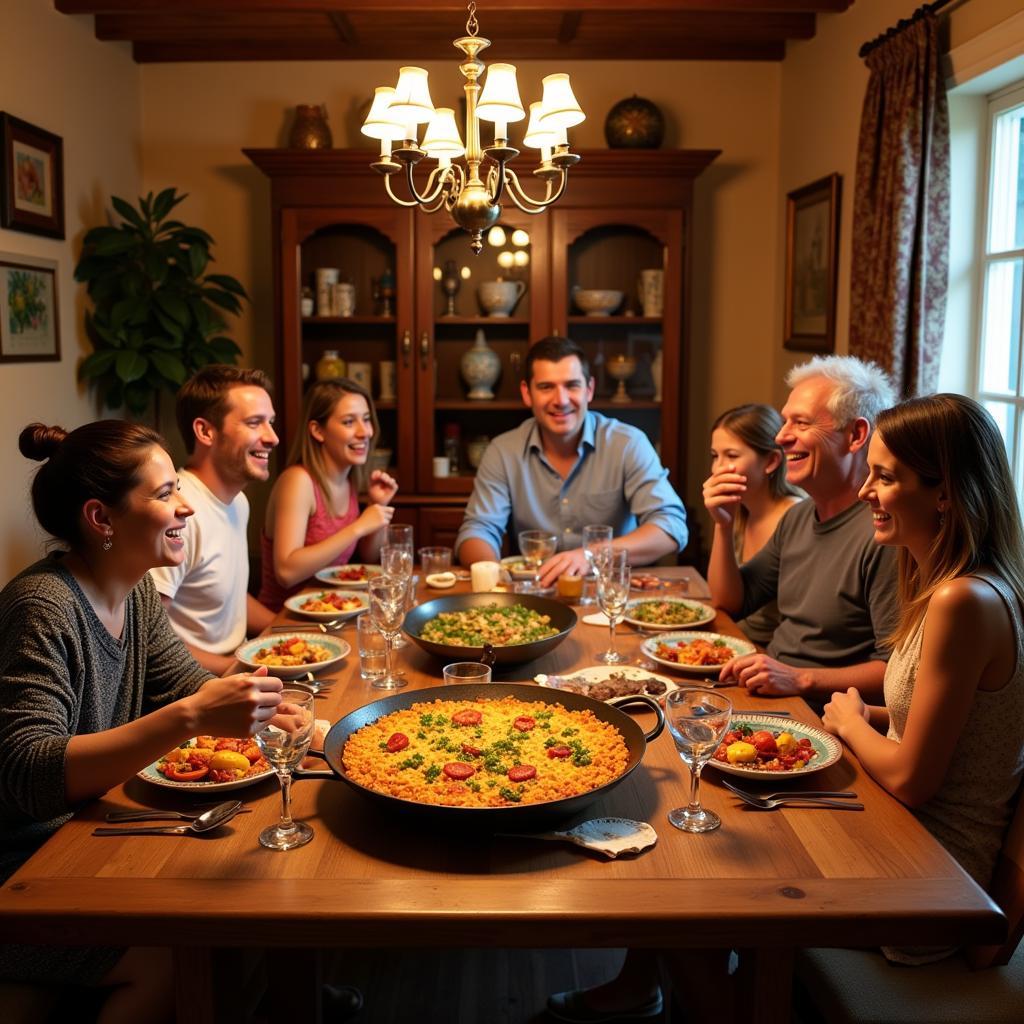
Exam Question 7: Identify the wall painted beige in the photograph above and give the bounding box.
[0,0,140,581]
[139,58,782,529]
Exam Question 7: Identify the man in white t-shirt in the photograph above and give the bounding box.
[151,366,279,674]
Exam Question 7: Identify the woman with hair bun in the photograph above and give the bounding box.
[0,420,283,1021]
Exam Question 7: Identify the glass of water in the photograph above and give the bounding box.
[368,575,408,689]
[581,524,613,606]
[665,688,732,833]
[255,688,315,851]
[518,530,557,590]
[381,543,413,648]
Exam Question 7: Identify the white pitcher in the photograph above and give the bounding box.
[478,279,526,317]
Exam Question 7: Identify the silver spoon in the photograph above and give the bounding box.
[92,800,244,836]
[105,800,248,823]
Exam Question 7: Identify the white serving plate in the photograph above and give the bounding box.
[313,564,382,589]
[535,665,679,704]
[284,589,368,622]
[640,631,754,676]
[707,714,843,780]
[623,597,715,631]
[234,632,350,679]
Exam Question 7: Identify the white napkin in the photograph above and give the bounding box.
[582,612,611,626]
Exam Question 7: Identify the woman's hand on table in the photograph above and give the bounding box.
[367,469,398,506]
[719,652,809,695]
[189,667,283,737]
[703,466,746,527]
[821,687,869,739]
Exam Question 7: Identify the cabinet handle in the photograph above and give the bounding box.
[401,329,412,366]
[420,331,430,368]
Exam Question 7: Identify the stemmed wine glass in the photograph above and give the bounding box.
[367,575,408,689]
[595,549,630,664]
[581,524,613,606]
[665,688,733,833]
[518,530,557,591]
[256,688,315,850]
[381,537,413,648]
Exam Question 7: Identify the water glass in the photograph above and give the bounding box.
[595,549,630,665]
[368,575,408,689]
[356,612,387,681]
[381,543,413,648]
[582,524,613,606]
[665,688,732,834]
[518,530,557,586]
[442,662,492,684]
[385,523,414,554]
[419,546,453,577]
[255,688,315,851]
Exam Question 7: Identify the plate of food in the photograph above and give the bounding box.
[314,564,382,589]
[630,573,669,592]
[624,598,715,631]
[284,589,368,622]
[535,665,678,704]
[235,632,350,679]
[137,735,275,791]
[640,631,755,675]
[708,714,843,779]
[501,556,535,580]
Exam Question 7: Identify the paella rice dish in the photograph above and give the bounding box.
[418,603,559,647]
[252,636,333,667]
[343,696,629,807]
[628,599,707,626]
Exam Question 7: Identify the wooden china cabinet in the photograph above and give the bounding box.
[245,147,718,550]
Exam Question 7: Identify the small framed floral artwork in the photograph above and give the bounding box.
[0,253,60,363]
[0,113,65,240]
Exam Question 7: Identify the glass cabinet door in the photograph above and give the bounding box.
[413,210,550,494]
[281,207,414,489]
[552,208,684,487]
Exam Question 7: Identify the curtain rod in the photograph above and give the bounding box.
[858,0,953,59]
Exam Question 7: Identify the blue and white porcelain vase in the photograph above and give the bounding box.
[461,329,501,400]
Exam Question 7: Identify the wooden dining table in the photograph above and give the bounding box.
[0,568,1005,1024]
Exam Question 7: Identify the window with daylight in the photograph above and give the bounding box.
[976,81,1024,496]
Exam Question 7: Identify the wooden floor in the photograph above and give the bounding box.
[323,948,632,1024]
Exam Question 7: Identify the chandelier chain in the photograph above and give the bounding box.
[466,2,479,37]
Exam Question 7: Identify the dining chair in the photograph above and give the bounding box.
[794,783,1024,1023]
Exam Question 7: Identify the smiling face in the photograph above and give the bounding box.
[776,376,857,498]
[859,432,944,559]
[710,426,780,497]
[311,392,374,470]
[521,356,595,444]
[107,446,194,571]
[206,385,278,490]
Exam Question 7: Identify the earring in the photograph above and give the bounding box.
[103,532,113,552]
[938,511,945,528]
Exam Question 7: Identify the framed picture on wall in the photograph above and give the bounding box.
[0,253,60,363]
[0,113,65,240]
[783,173,840,353]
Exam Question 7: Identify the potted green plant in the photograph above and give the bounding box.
[75,187,247,416]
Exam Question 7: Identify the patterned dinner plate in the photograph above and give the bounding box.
[707,714,843,780]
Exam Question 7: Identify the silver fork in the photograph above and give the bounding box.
[720,777,857,801]
[728,788,864,811]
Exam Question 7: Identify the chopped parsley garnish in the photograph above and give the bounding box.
[424,764,441,783]
[498,786,523,803]
[399,753,425,770]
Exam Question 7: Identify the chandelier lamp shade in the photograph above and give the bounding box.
[361,1,585,254]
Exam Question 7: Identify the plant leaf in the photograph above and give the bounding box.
[149,350,187,385]
[189,244,209,278]
[115,350,148,383]
[93,232,138,257]
[78,349,118,379]
[207,337,241,363]
[152,187,183,222]
[203,289,242,315]
[154,289,191,327]
[205,274,248,298]
[111,196,147,230]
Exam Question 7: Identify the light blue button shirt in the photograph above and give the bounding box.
[454,411,687,557]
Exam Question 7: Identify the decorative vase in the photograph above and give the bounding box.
[289,104,333,149]
[478,279,526,317]
[315,349,346,381]
[604,96,664,149]
[651,349,663,402]
[639,268,664,317]
[461,329,501,400]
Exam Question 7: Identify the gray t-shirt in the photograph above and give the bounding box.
[0,555,211,882]
[738,499,898,669]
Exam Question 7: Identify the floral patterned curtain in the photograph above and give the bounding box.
[848,13,950,398]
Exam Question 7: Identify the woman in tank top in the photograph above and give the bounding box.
[823,395,1024,956]
[260,378,398,609]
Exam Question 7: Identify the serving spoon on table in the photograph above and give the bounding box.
[92,800,244,836]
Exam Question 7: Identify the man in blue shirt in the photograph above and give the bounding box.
[455,337,687,586]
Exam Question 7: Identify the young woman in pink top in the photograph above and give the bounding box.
[259,378,398,609]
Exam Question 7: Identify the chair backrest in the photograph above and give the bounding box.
[967,780,1024,969]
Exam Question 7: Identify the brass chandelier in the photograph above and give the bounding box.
[361,1,585,254]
